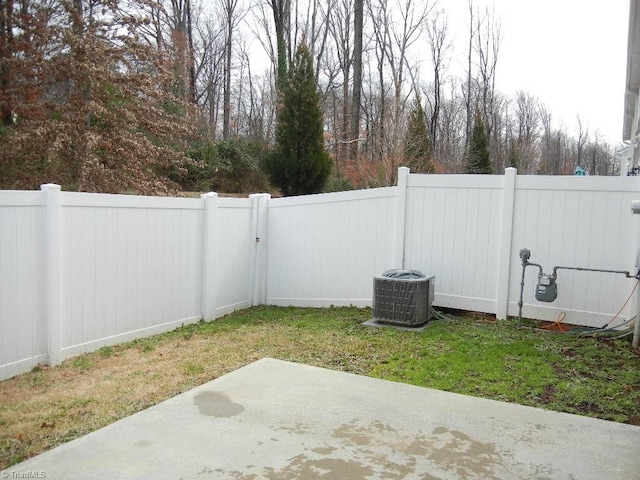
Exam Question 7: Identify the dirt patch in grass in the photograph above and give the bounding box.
[539,384,556,404]
[1,306,640,469]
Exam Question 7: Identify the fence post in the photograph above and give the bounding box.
[496,168,517,320]
[201,192,219,321]
[41,184,62,366]
[249,193,271,305]
[394,167,410,268]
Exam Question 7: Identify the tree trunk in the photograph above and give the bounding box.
[223,0,234,139]
[465,0,474,149]
[186,0,196,104]
[270,0,289,93]
[350,0,363,160]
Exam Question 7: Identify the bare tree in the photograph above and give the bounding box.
[327,0,353,166]
[366,0,434,184]
[437,78,467,172]
[586,133,617,175]
[513,90,540,173]
[300,0,332,76]
[464,0,476,147]
[425,8,451,159]
[576,115,589,168]
[193,13,225,137]
[350,0,364,160]
[235,47,276,141]
[170,0,196,102]
[129,0,168,53]
[539,102,555,173]
[220,0,246,139]
[474,3,501,136]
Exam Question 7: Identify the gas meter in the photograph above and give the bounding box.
[535,274,557,302]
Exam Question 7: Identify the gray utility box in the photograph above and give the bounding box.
[535,274,558,302]
[372,270,435,327]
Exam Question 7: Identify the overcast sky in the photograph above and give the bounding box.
[445,0,630,146]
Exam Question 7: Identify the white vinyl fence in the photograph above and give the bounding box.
[266,168,640,328]
[403,170,640,326]
[1,168,639,380]
[0,187,268,380]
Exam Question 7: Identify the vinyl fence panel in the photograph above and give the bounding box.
[266,188,397,307]
[403,174,504,314]
[508,176,640,326]
[212,198,253,317]
[59,193,204,358]
[0,192,46,379]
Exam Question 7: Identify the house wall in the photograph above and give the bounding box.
[1,169,639,380]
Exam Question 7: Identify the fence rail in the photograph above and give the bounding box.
[1,169,639,380]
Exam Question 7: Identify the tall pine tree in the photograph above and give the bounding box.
[404,95,434,174]
[265,41,332,195]
[465,112,492,174]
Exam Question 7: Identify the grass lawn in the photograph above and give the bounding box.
[1,305,639,469]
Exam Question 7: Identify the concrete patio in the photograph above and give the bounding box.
[2,357,639,479]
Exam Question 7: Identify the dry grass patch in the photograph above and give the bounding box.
[0,307,373,468]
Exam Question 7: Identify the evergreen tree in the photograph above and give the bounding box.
[265,42,332,195]
[404,95,434,173]
[465,112,492,174]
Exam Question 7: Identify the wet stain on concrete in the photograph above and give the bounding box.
[426,426,506,479]
[330,420,507,479]
[331,424,373,446]
[309,445,337,455]
[214,418,516,479]
[432,426,448,435]
[197,466,214,475]
[278,422,312,435]
[263,454,375,480]
[208,468,258,480]
[132,439,152,448]
[193,391,244,417]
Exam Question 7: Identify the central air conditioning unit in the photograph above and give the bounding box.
[372,270,435,327]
